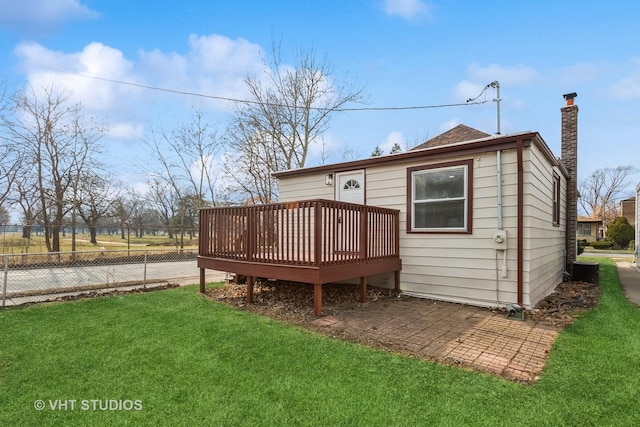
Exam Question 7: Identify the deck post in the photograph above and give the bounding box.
[394,270,400,292]
[313,283,322,316]
[199,268,206,293]
[247,276,255,303]
[359,276,367,303]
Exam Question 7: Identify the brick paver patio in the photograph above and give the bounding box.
[312,296,560,382]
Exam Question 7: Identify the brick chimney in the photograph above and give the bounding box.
[561,92,578,272]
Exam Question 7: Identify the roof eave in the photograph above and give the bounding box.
[274,131,543,179]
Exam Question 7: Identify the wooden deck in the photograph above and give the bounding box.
[197,199,401,315]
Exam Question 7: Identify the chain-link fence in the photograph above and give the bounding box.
[0,225,198,255]
[1,249,226,308]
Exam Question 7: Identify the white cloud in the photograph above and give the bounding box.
[466,63,540,86]
[108,123,145,141]
[439,119,460,132]
[308,133,343,165]
[453,81,487,103]
[556,62,606,85]
[187,34,263,75]
[379,131,405,153]
[382,0,431,22]
[453,63,540,104]
[138,34,264,111]
[610,57,640,99]
[13,34,265,141]
[14,41,139,117]
[0,0,99,32]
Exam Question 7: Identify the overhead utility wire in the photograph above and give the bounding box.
[466,83,492,104]
[34,66,488,111]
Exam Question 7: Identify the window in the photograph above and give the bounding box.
[407,160,472,233]
[578,223,592,236]
[552,173,561,226]
[343,179,360,189]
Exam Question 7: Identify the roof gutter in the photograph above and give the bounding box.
[274,132,542,179]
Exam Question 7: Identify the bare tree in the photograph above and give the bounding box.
[579,165,638,225]
[226,46,366,202]
[0,144,21,212]
[111,191,140,240]
[146,178,179,239]
[144,110,223,208]
[340,144,364,162]
[0,205,9,225]
[0,81,22,209]
[224,124,281,204]
[129,195,152,239]
[14,177,41,244]
[4,85,106,252]
[76,172,118,244]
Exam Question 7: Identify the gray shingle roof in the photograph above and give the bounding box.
[412,124,490,150]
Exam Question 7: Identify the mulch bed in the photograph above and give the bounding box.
[205,279,601,329]
[204,281,399,325]
[527,280,601,327]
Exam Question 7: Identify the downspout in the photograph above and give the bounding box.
[517,139,524,305]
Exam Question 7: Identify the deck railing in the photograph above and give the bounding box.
[199,199,400,266]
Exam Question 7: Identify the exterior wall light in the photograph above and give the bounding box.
[325,173,333,186]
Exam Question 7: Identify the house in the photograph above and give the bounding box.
[633,184,640,265]
[620,197,636,229]
[198,94,579,314]
[577,216,604,242]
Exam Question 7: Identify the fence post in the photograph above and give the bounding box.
[2,255,8,309]
[143,250,148,288]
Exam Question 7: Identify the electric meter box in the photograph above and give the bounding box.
[493,230,507,249]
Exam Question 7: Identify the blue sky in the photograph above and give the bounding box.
[1,0,639,194]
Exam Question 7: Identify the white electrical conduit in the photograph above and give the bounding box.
[496,150,503,305]
[497,150,503,230]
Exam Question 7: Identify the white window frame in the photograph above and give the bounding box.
[409,161,471,233]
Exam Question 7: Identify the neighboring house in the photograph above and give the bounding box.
[620,197,636,228]
[636,186,640,263]
[577,216,604,242]
[198,94,579,313]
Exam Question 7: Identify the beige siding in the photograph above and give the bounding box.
[277,144,566,308]
[278,173,334,202]
[522,144,566,305]
[381,150,520,307]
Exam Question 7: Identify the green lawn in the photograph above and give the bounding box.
[1,258,639,426]
[0,231,198,254]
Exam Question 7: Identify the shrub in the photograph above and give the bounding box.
[629,240,636,251]
[590,241,612,250]
[606,216,634,249]
[577,239,588,255]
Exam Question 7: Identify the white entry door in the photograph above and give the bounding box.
[334,170,365,256]
[336,170,365,204]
